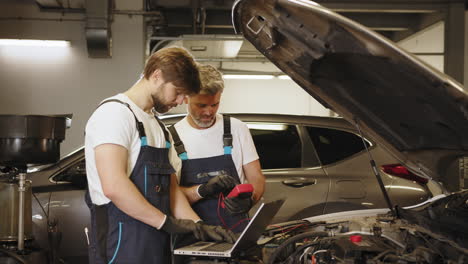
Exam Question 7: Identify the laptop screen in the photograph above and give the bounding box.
[232,199,285,251]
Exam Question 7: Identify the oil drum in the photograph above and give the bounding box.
[0,180,32,242]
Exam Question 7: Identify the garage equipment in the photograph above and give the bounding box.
[221,183,254,210]
[0,115,68,263]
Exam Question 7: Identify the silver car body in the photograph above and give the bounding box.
[29,114,437,261]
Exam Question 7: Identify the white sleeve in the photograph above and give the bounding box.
[85,103,136,151]
[235,119,259,165]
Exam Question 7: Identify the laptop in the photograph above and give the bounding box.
[174,199,285,258]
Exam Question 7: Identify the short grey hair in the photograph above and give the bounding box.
[198,64,224,95]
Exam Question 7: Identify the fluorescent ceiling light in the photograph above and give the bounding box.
[0,39,70,47]
[223,74,275,80]
[278,75,291,80]
[190,46,207,51]
[247,123,288,131]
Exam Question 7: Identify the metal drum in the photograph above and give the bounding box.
[0,180,32,242]
[0,115,68,167]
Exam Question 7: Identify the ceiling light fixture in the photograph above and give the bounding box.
[278,75,291,80]
[0,39,70,47]
[190,46,207,51]
[223,74,275,80]
[247,123,288,131]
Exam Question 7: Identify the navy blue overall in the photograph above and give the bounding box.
[85,99,174,264]
[169,115,248,234]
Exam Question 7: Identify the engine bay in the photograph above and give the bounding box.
[258,211,468,264]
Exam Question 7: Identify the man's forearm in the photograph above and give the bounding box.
[251,179,265,203]
[104,174,166,229]
[95,144,167,229]
[170,174,201,221]
[243,159,265,203]
[180,185,203,204]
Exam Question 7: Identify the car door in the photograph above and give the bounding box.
[31,157,89,264]
[247,122,330,223]
[306,126,431,212]
[305,126,397,213]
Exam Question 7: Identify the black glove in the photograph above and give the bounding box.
[224,196,253,215]
[193,224,237,244]
[160,216,198,235]
[198,175,237,198]
[161,216,236,243]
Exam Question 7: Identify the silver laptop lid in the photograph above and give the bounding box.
[231,199,285,251]
[173,199,285,257]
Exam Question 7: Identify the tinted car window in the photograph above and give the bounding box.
[248,124,301,169]
[52,159,88,189]
[307,127,370,165]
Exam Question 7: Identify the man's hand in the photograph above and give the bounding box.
[160,216,198,234]
[198,175,236,198]
[193,224,237,244]
[224,196,253,215]
[161,216,236,243]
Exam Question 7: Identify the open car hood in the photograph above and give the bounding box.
[232,0,468,187]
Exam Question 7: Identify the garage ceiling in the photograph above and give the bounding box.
[33,0,466,67]
[142,0,465,40]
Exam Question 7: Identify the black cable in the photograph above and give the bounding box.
[372,249,396,261]
[266,231,328,264]
[32,192,49,220]
[414,232,446,262]
[0,248,27,264]
[47,181,59,225]
[284,240,321,263]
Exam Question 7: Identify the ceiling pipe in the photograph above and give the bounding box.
[200,8,207,34]
[85,0,112,58]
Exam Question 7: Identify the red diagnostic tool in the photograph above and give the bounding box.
[221,184,253,208]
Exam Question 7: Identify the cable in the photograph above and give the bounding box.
[217,193,251,231]
[217,193,229,229]
[32,192,49,220]
[287,241,321,263]
[372,249,396,261]
[266,231,328,264]
[0,248,27,264]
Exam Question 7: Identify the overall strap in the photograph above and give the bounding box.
[154,115,171,149]
[168,125,188,160]
[223,115,233,155]
[99,99,146,140]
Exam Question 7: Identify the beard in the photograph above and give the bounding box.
[152,93,176,114]
[188,110,216,128]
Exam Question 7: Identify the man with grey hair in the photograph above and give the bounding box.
[169,64,265,234]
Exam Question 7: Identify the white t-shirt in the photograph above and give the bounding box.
[85,94,179,205]
[172,114,259,184]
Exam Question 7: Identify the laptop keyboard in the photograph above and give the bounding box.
[201,242,233,252]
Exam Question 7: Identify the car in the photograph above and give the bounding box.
[232,0,468,262]
[27,113,439,262]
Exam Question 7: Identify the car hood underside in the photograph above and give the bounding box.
[232,0,468,185]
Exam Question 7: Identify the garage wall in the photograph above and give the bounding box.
[167,77,329,116]
[222,78,329,116]
[398,22,444,72]
[0,0,145,155]
[222,62,329,116]
[168,61,329,116]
